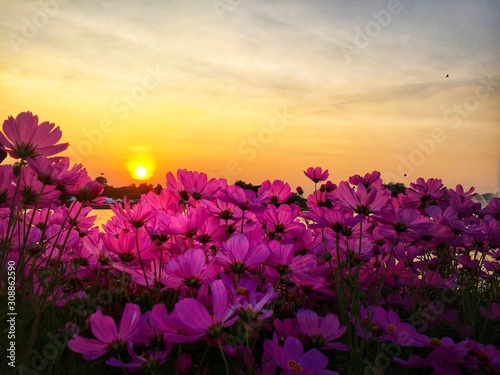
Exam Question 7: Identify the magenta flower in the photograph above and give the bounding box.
[68,303,148,361]
[395,339,500,374]
[194,216,226,246]
[161,248,220,289]
[320,180,337,193]
[401,177,448,210]
[72,180,107,206]
[375,207,433,240]
[106,342,168,372]
[304,167,329,183]
[258,180,293,205]
[216,234,269,274]
[103,230,156,264]
[334,181,390,215]
[348,171,382,189]
[303,205,360,234]
[16,165,60,208]
[168,280,237,342]
[263,334,338,375]
[480,301,500,320]
[111,197,156,228]
[264,241,317,286]
[306,190,333,209]
[167,207,208,238]
[228,278,278,322]
[178,169,226,202]
[296,309,347,350]
[0,111,68,159]
[166,169,226,204]
[372,306,429,347]
[143,188,179,212]
[218,185,268,213]
[480,197,500,221]
[260,204,305,242]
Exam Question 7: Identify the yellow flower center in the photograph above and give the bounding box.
[288,360,302,372]
[388,324,396,333]
[236,286,248,295]
[430,337,441,347]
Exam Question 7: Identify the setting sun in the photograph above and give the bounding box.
[125,146,156,181]
[134,165,148,180]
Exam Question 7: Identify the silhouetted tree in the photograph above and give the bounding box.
[153,184,163,194]
[95,176,108,186]
[234,180,260,193]
[384,182,407,197]
[285,193,308,211]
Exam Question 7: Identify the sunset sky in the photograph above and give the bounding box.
[1,0,499,194]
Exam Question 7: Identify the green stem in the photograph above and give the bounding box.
[218,338,230,375]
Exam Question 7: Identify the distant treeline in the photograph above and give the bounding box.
[103,183,161,200]
[98,178,496,207]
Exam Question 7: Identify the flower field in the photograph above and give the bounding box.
[1,112,499,374]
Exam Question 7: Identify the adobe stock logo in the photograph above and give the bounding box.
[8,0,72,53]
[383,75,496,183]
[212,0,244,20]
[209,106,297,180]
[335,0,407,63]
[443,76,496,129]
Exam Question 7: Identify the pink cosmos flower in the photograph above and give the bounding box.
[258,180,293,205]
[262,334,338,375]
[167,279,238,342]
[295,309,347,350]
[103,230,156,264]
[161,248,220,289]
[264,241,317,286]
[372,306,429,347]
[304,167,329,183]
[166,169,226,204]
[106,342,168,372]
[401,177,448,211]
[303,205,361,234]
[480,197,500,221]
[72,180,107,206]
[143,188,179,212]
[67,303,149,361]
[217,234,269,275]
[395,339,500,374]
[480,301,500,320]
[320,181,337,193]
[218,185,268,213]
[228,277,278,322]
[16,165,60,208]
[334,181,390,215]
[0,111,68,159]
[178,169,226,202]
[348,171,382,189]
[375,207,433,241]
[111,197,156,228]
[167,207,209,238]
[306,190,333,209]
[194,216,226,246]
[260,204,305,242]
